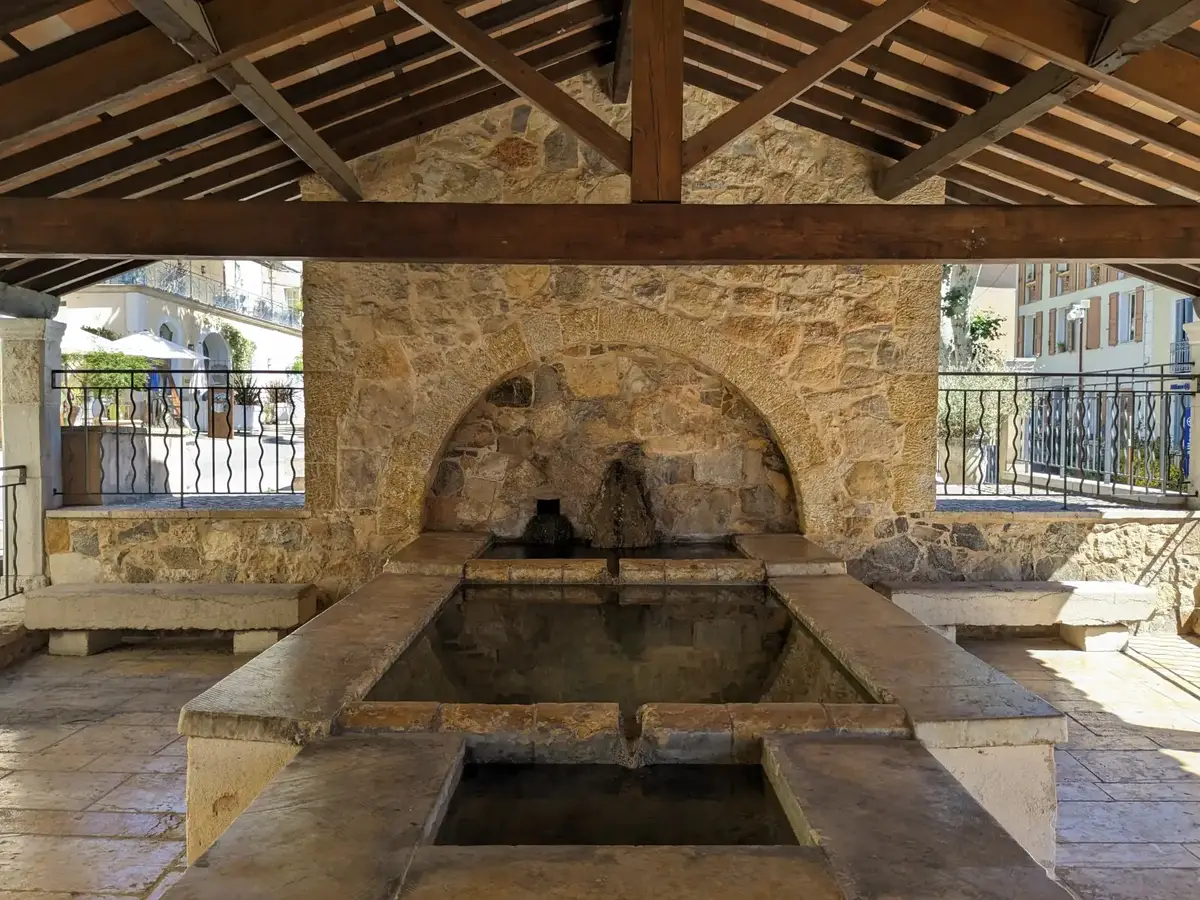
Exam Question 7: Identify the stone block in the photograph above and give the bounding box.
[26,583,318,632]
[713,559,766,583]
[233,630,286,655]
[439,703,535,762]
[561,559,611,584]
[619,559,665,584]
[1060,624,1130,652]
[48,629,122,657]
[728,703,829,762]
[533,703,622,763]
[638,703,733,763]
[825,703,911,737]
[661,559,718,583]
[930,624,957,642]
[733,534,846,576]
[338,701,441,732]
[888,581,1156,628]
[463,560,513,583]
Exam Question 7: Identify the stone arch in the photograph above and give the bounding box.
[378,307,825,539]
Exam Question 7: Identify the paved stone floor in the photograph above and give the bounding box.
[969,638,1200,900]
[0,641,242,899]
[3,638,1200,898]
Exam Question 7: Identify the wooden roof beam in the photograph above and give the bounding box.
[3,199,1200,263]
[608,0,634,103]
[396,0,631,172]
[631,0,683,202]
[878,0,1200,200]
[129,0,362,201]
[936,0,1200,124]
[0,1,82,37]
[0,0,372,154]
[681,0,927,172]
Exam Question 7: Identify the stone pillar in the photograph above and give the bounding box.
[0,319,65,589]
[1185,321,1200,509]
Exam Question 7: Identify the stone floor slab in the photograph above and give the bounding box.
[0,725,84,754]
[0,808,181,839]
[1058,783,1111,802]
[1072,750,1200,783]
[1056,843,1200,868]
[0,833,183,893]
[48,724,179,757]
[0,771,129,811]
[90,774,185,813]
[1058,801,1200,843]
[79,754,186,774]
[1058,866,1200,900]
[1101,782,1200,801]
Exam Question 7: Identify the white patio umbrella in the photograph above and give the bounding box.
[60,325,117,354]
[109,330,198,361]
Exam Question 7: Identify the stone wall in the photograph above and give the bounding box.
[846,513,1200,632]
[301,77,944,547]
[428,345,797,540]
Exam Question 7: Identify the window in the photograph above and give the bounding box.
[284,286,302,306]
[1117,292,1136,343]
[1055,263,1070,297]
[1175,297,1195,342]
[1085,265,1097,288]
[1024,263,1036,281]
[1116,270,1127,280]
[1055,307,1067,348]
[158,323,173,342]
[1021,315,1035,357]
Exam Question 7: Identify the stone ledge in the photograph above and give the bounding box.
[179,573,459,743]
[26,583,318,632]
[464,558,612,584]
[46,506,310,520]
[734,534,846,576]
[886,580,1157,628]
[385,531,491,576]
[771,575,1067,749]
[924,508,1200,524]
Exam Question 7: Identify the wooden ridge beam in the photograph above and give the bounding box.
[129,0,362,201]
[2,199,1200,263]
[877,0,1200,199]
[397,0,631,172]
[0,0,372,154]
[682,0,927,172]
[631,0,683,201]
[935,0,1200,123]
[608,0,634,103]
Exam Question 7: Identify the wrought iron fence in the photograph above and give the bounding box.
[51,368,304,506]
[104,262,302,330]
[0,466,26,600]
[938,369,1194,505]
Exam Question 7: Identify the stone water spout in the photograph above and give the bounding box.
[521,498,574,548]
[590,459,656,549]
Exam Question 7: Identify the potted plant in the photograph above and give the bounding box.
[231,374,262,435]
[263,379,295,427]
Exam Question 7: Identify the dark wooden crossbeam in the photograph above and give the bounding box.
[129,0,363,201]
[396,0,631,172]
[877,0,1200,199]
[608,0,634,103]
[936,0,1200,123]
[0,1,81,37]
[2,199,1200,264]
[631,0,682,201]
[682,0,927,171]
[0,0,371,153]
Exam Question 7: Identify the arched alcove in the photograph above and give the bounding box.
[422,344,799,540]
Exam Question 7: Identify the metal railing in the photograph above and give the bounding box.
[938,369,1194,506]
[51,369,304,506]
[104,262,302,330]
[1171,340,1192,375]
[0,466,25,600]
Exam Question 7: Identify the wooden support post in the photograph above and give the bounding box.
[631,0,683,202]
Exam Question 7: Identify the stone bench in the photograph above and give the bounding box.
[884,581,1157,651]
[24,582,318,656]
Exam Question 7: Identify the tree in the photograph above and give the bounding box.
[219,324,255,370]
[82,325,119,342]
[941,264,978,370]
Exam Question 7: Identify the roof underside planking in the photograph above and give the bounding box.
[0,0,1198,296]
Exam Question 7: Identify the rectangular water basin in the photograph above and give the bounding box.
[435,763,801,846]
[366,585,869,713]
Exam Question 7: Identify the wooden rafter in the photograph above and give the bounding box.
[631,0,683,202]
[129,0,363,201]
[877,0,1200,200]
[682,0,927,172]
[397,0,631,172]
[608,0,634,104]
[0,1,81,37]
[2,199,1200,264]
[0,0,372,154]
[936,0,1200,123]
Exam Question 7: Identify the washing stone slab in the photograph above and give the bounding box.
[165,733,464,900]
[885,581,1157,628]
[733,534,846,576]
[179,574,459,743]
[24,583,317,632]
[397,846,843,900]
[385,531,492,576]
[763,736,1073,899]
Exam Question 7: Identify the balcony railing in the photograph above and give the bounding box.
[104,262,301,330]
[1171,340,1192,375]
[51,368,304,506]
[938,368,1194,506]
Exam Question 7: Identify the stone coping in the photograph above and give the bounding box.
[337,700,912,764]
[167,733,465,900]
[733,534,845,576]
[764,737,1071,899]
[386,531,492,576]
[46,506,310,520]
[886,580,1157,627]
[178,573,459,743]
[771,575,1067,749]
[463,557,767,584]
